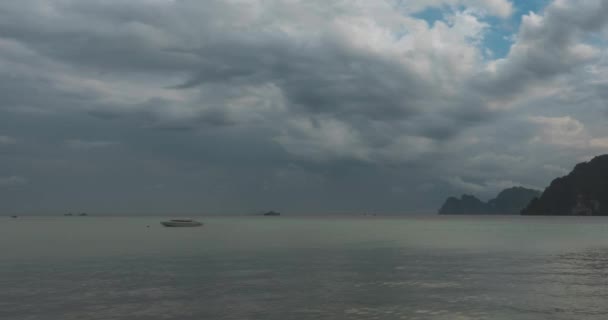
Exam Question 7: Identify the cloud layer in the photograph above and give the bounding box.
[1,0,608,214]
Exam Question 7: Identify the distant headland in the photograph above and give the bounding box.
[522,155,608,215]
[440,154,608,216]
[439,187,541,215]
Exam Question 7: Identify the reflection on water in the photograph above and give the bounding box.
[2,216,608,319]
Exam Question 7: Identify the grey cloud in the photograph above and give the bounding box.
[0,73,89,113]
[0,135,16,145]
[0,1,197,73]
[0,175,28,187]
[177,42,432,120]
[0,1,473,129]
[65,139,119,149]
[0,0,607,214]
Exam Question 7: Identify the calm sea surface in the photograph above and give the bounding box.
[3,216,608,320]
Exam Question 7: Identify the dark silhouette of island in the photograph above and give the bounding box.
[522,155,608,215]
[64,212,88,216]
[263,211,281,216]
[439,187,541,215]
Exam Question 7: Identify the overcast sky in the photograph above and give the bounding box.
[1,0,608,215]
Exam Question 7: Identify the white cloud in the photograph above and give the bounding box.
[528,116,586,147]
[542,164,569,175]
[528,116,608,150]
[479,0,608,107]
[590,137,608,149]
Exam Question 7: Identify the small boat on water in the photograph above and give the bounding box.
[161,219,203,227]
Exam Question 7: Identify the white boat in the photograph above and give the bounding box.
[161,219,203,227]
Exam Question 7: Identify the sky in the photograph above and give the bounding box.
[1,0,608,215]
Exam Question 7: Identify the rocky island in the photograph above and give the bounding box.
[522,155,608,215]
[439,187,541,215]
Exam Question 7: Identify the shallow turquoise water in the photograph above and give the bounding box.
[3,216,608,319]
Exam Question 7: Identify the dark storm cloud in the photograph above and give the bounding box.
[0,0,198,73]
[1,0,608,214]
[0,0,473,130]
[177,43,433,121]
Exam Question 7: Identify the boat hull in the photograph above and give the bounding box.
[161,221,203,227]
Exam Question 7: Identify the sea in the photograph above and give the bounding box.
[3,215,608,320]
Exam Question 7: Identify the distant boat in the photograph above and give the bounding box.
[263,211,281,216]
[161,219,203,227]
[11,215,17,218]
